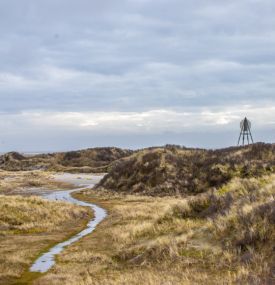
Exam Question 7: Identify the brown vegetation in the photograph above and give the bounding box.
[0,195,91,284]
[97,143,275,196]
[1,143,274,284]
[33,174,275,285]
[0,147,133,173]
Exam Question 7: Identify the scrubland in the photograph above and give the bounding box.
[0,173,92,285]
[34,174,275,285]
[1,144,274,284]
[98,143,274,196]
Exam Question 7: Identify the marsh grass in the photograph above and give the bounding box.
[33,174,275,285]
[0,181,92,285]
[0,195,89,235]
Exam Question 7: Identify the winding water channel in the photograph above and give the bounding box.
[30,173,107,273]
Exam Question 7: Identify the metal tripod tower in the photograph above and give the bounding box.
[237,117,254,146]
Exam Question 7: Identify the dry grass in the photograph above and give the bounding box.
[0,195,89,235]
[33,174,275,285]
[0,195,92,285]
[0,173,92,285]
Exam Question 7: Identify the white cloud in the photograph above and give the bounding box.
[0,105,271,136]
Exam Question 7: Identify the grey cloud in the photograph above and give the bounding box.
[0,0,274,149]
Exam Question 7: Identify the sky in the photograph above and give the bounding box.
[0,0,274,152]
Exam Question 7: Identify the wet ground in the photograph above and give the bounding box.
[29,173,107,273]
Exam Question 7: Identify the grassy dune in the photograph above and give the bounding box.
[97,143,274,196]
[0,175,92,285]
[34,174,275,285]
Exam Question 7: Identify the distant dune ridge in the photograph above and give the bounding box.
[0,147,133,173]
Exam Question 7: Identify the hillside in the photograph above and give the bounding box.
[0,147,133,173]
[96,143,275,196]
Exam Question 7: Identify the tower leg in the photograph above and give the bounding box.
[237,125,244,146]
[248,125,254,143]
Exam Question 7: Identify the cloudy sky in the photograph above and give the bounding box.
[0,0,274,151]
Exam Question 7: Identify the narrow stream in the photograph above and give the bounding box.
[30,174,107,273]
